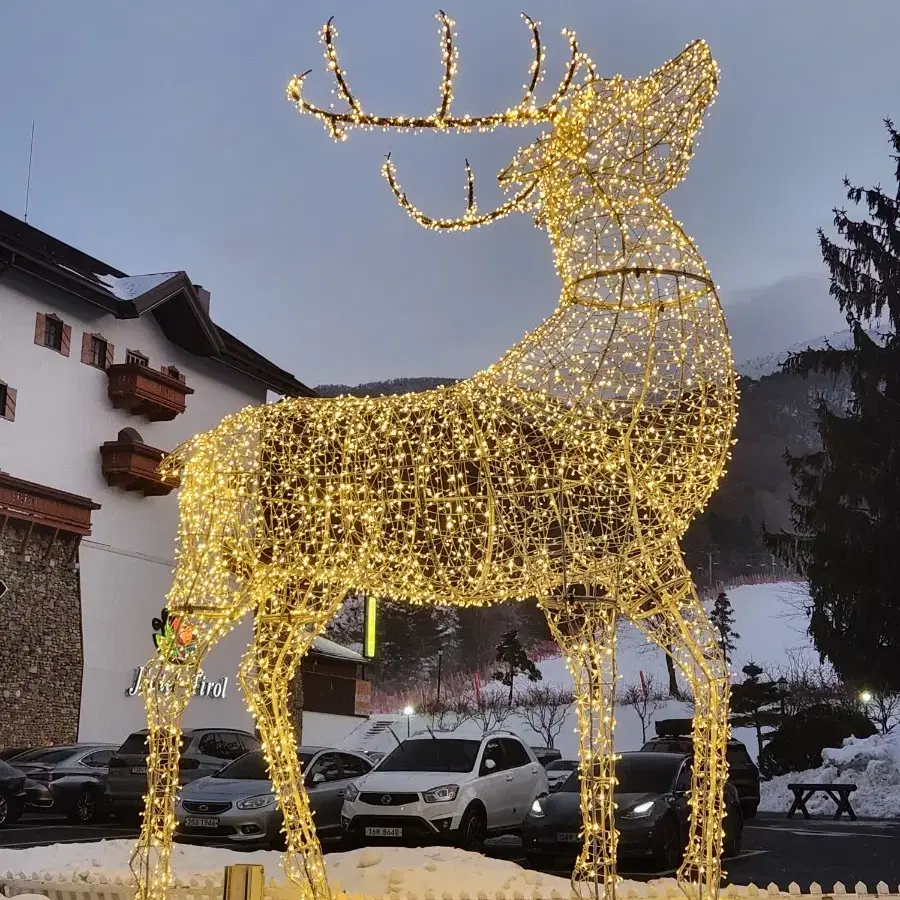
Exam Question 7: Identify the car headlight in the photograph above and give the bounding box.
[622,799,655,818]
[344,783,360,803]
[236,794,276,810]
[423,784,459,803]
[530,799,546,818]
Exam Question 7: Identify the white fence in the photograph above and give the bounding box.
[3,875,900,900]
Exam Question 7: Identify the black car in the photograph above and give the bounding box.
[642,719,760,818]
[0,748,31,762]
[0,759,27,827]
[11,744,117,823]
[523,752,743,872]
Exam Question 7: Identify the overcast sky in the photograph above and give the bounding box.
[1,1,898,386]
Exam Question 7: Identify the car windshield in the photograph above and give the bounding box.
[563,756,680,794]
[11,747,77,766]
[377,739,480,773]
[117,733,190,756]
[213,749,315,780]
[547,760,578,772]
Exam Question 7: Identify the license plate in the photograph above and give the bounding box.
[131,766,147,775]
[557,832,580,843]
[365,826,402,837]
[185,817,220,829]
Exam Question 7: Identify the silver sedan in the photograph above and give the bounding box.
[175,747,373,848]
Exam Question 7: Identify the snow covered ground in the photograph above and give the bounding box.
[759,730,900,819]
[344,582,818,762]
[0,840,651,896]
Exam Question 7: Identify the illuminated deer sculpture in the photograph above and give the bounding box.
[131,12,737,900]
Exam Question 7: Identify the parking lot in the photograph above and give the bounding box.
[2,814,898,890]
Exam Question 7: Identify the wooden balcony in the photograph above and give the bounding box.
[106,363,194,421]
[0,472,100,536]
[99,438,177,497]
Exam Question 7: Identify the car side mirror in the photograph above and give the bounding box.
[484,758,497,772]
[311,772,325,785]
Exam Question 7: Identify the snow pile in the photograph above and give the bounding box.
[0,841,650,896]
[759,730,900,819]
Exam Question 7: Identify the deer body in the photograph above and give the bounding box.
[131,19,736,900]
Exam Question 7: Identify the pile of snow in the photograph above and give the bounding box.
[759,730,900,819]
[0,841,652,896]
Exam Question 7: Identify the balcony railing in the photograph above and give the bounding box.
[106,363,194,421]
[99,439,177,497]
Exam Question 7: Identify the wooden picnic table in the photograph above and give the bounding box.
[787,782,857,820]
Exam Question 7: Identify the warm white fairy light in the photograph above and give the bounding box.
[131,12,736,900]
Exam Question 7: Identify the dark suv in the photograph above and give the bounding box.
[107,728,261,817]
[641,719,760,818]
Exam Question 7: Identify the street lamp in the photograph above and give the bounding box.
[403,705,414,737]
[859,690,873,704]
[436,648,444,706]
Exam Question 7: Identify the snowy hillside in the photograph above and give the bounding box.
[736,326,884,381]
[341,582,817,762]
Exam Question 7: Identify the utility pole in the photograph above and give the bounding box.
[436,648,444,705]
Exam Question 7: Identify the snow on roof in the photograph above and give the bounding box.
[312,635,365,661]
[96,272,180,301]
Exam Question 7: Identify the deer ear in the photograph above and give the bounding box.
[640,39,719,193]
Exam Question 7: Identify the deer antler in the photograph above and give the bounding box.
[287,11,591,141]
[382,154,539,231]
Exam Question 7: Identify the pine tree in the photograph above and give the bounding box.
[709,591,741,665]
[493,629,542,707]
[767,120,900,693]
[730,661,782,758]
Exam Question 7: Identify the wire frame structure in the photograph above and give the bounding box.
[130,12,737,900]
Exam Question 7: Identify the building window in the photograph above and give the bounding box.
[0,382,16,423]
[82,333,114,370]
[126,349,149,367]
[34,312,71,356]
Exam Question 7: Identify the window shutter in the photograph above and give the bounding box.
[81,332,93,364]
[61,324,72,357]
[5,387,16,422]
[34,312,46,345]
[105,342,115,368]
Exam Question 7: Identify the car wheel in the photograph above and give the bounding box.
[740,800,758,819]
[652,815,683,872]
[456,806,487,854]
[68,789,101,824]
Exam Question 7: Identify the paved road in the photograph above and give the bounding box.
[1,813,898,891]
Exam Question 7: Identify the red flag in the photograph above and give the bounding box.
[639,670,647,696]
[474,671,482,702]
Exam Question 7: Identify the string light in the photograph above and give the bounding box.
[131,12,736,900]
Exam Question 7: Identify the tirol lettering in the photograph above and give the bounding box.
[126,666,228,699]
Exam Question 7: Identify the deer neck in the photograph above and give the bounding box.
[484,193,732,405]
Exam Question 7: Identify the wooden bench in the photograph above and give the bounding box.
[787,783,857,820]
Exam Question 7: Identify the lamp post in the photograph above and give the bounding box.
[403,705,414,737]
[436,648,444,707]
[859,689,873,705]
[776,676,788,721]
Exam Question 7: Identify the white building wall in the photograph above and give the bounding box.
[0,273,265,742]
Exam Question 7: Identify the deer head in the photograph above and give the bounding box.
[287,13,718,231]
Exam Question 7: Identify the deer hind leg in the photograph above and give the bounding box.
[239,583,344,900]
[543,588,619,900]
[626,542,729,900]
[130,615,225,900]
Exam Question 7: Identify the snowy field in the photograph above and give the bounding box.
[759,730,900,819]
[0,840,653,896]
[349,582,818,762]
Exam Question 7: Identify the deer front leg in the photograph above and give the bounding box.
[626,544,730,900]
[239,587,342,900]
[543,592,619,900]
[130,623,212,900]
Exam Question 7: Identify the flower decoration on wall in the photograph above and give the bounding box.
[151,607,196,664]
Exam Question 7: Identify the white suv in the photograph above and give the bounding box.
[341,731,550,851]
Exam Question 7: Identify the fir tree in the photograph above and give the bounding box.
[730,661,782,758]
[493,629,542,706]
[766,120,900,693]
[709,591,741,665]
